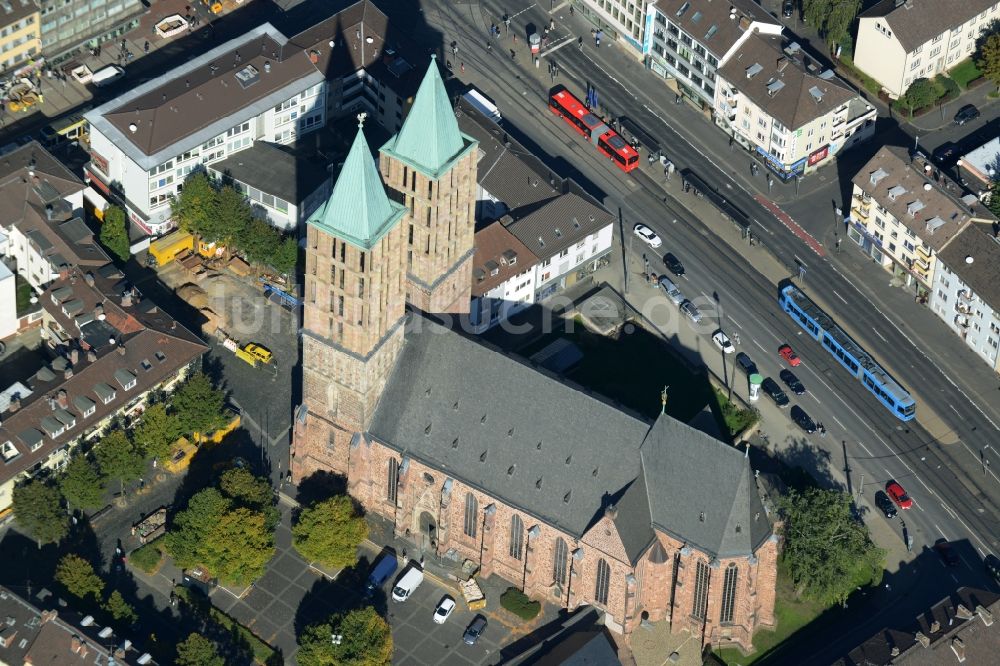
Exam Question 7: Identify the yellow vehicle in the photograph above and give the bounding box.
[147,230,223,267]
[242,343,272,364]
[40,108,91,149]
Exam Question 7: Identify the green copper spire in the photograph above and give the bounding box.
[381,56,474,179]
[308,113,406,251]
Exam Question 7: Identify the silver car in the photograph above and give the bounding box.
[658,276,684,306]
[680,299,702,323]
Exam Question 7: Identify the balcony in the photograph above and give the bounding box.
[955,300,972,315]
[917,244,931,259]
[852,204,870,220]
[954,314,970,329]
[913,256,930,273]
[958,289,973,302]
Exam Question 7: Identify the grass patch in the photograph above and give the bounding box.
[949,58,982,88]
[128,538,164,574]
[838,54,882,96]
[174,586,276,665]
[711,388,758,437]
[14,273,33,316]
[715,560,826,665]
[500,587,541,620]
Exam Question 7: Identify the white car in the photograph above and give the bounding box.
[433,596,456,624]
[633,224,662,248]
[712,329,735,354]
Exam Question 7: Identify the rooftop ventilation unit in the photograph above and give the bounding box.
[887,185,907,200]
[925,216,946,233]
[818,69,835,80]
[766,79,786,96]
[809,86,824,103]
[906,200,926,216]
[234,64,260,89]
[869,168,888,185]
[745,63,763,79]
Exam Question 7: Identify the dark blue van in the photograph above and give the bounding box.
[365,554,398,597]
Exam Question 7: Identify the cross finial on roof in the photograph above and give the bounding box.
[661,385,669,415]
[357,112,368,129]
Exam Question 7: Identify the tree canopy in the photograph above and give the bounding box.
[220,467,278,529]
[94,430,145,495]
[779,487,885,605]
[214,184,253,248]
[292,496,369,570]
[900,78,939,115]
[99,205,131,261]
[133,403,179,462]
[977,31,1000,90]
[165,488,275,586]
[171,172,218,240]
[803,0,860,50]
[12,479,68,546]
[297,607,393,666]
[171,372,227,436]
[55,554,105,601]
[103,590,137,625]
[175,633,225,666]
[60,455,106,511]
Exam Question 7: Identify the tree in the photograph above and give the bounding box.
[170,172,217,239]
[899,78,940,116]
[779,487,885,605]
[60,455,106,511]
[55,554,105,601]
[292,496,369,570]
[271,235,299,276]
[297,607,393,666]
[214,184,253,248]
[220,467,278,528]
[165,488,231,569]
[977,31,1000,90]
[12,479,68,547]
[103,590,137,625]
[133,403,179,462]
[171,372,226,436]
[238,217,281,267]
[94,430,145,496]
[99,205,131,261]
[988,186,1000,218]
[803,0,860,50]
[175,633,224,666]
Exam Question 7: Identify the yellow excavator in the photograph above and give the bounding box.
[6,78,41,113]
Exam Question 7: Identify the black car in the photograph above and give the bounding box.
[761,377,789,407]
[662,252,685,276]
[736,352,758,375]
[874,490,897,519]
[782,0,794,18]
[779,369,805,395]
[790,405,816,433]
[934,539,960,567]
[954,104,980,125]
[463,615,488,645]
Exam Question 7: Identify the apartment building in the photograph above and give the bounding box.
[84,1,420,237]
[577,0,657,54]
[716,34,877,178]
[957,136,1000,193]
[848,148,996,295]
[854,0,1000,99]
[0,263,205,511]
[0,261,14,339]
[0,0,40,76]
[470,221,539,330]
[930,223,1000,372]
[38,0,143,65]
[647,0,781,109]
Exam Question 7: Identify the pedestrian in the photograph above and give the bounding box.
[486,40,492,51]
[513,33,517,43]
[144,40,150,54]
[570,4,575,15]
[578,36,583,48]
[511,48,516,60]
[460,61,465,73]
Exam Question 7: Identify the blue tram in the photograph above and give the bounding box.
[779,284,916,421]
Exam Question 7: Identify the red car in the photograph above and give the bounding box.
[778,344,801,367]
[885,480,913,509]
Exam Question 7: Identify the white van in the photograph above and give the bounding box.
[391,566,424,602]
[91,65,125,87]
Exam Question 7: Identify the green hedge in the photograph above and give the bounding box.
[129,538,164,574]
[500,587,541,620]
[174,586,275,665]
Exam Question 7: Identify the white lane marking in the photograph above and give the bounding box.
[729,316,743,329]
[831,415,846,430]
[753,339,766,352]
[810,394,822,406]
[832,290,848,305]
[940,502,957,519]
[933,523,950,540]
[949,403,961,416]
[872,328,888,343]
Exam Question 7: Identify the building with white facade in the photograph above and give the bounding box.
[470,221,539,330]
[84,1,422,237]
[854,0,1000,99]
[647,0,781,109]
[716,34,877,179]
[957,136,1000,193]
[929,223,1000,372]
[0,261,15,340]
[848,148,995,295]
[577,0,657,55]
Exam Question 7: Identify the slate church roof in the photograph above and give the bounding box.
[368,314,772,561]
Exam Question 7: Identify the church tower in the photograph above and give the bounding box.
[294,114,408,480]
[380,57,479,313]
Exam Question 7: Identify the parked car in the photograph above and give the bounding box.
[778,344,801,366]
[658,276,684,306]
[91,65,125,87]
[884,480,913,509]
[953,104,980,125]
[874,490,897,519]
[433,595,456,624]
[634,224,662,248]
[463,615,488,645]
[662,252,685,276]
[790,405,816,433]
[782,0,794,18]
[365,553,398,597]
[761,377,789,407]
[391,566,424,602]
[680,299,702,323]
[779,369,805,395]
[712,329,735,354]
[735,352,758,375]
[934,539,960,567]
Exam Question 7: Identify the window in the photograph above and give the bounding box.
[594,559,611,605]
[720,563,738,623]
[509,514,524,560]
[693,560,710,619]
[553,537,568,585]
[386,458,398,502]
[463,493,478,537]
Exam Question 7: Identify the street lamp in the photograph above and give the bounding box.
[956,159,964,185]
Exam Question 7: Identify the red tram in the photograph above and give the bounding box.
[548,85,639,173]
